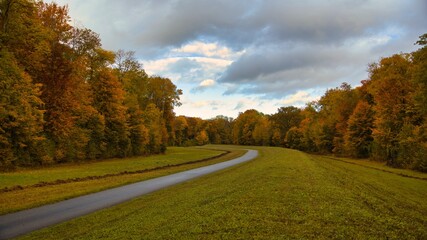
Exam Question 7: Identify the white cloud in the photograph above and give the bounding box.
[142,56,232,82]
[280,91,319,106]
[172,41,240,59]
[190,79,216,93]
[188,57,232,67]
[190,100,220,108]
[142,58,180,75]
[199,79,215,87]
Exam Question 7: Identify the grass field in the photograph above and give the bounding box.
[19,145,427,239]
[322,155,427,180]
[0,147,227,188]
[0,147,246,214]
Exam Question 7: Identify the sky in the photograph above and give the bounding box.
[53,0,427,119]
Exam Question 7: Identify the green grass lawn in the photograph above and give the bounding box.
[0,146,246,214]
[19,146,427,239]
[322,155,427,180]
[0,147,226,189]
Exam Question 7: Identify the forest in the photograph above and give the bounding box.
[1,0,426,172]
[0,0,182,169]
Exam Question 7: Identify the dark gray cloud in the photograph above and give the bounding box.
[61,0,427,53]
[218,43,370,97]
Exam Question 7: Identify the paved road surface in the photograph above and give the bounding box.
[0,149,258,239]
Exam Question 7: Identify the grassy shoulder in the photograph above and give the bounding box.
[0,147,228,189]
[20,146,427,239]
[0,146,246,215]
[319,155,427,180]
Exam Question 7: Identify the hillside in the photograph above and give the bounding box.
[21,146,427,239]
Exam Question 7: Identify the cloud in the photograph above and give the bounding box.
[191,79,216,93]
[59,0,427,57]
[233,101,245,111]
[218,42,372,98]
[232,98,261,111]
[200,79,215,87]
[190,100,218,108]
[280,91,319,106]
[55,0,427,118]
[172,41,243,59]
[143,56,231,83]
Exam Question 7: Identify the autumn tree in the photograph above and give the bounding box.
[195,130,209,145]
[344,100,374,158]
[253,117,272,146]
[113,50,150,155]
[143,104,167,154]
[90,50,130,158]
[314,83,358,154]
[0,0,183,169]
[407,33,427,172]
[367,54,421,166]
[206,115,233,144]
[270,106,302,146]
[285,103,318,152]
[173,116,189,146]
[141,76,182,144]
[232,109,271,145]
[0,50,45,168]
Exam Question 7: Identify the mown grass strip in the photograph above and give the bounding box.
[0,150,230,193]
[0,147,225,189]
[19,146,427,239]
[319,155,427,181]
[0,147,246,215]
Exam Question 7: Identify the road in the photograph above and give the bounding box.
[0,149,258,239]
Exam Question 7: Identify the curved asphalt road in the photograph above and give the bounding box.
[0,149,258,239]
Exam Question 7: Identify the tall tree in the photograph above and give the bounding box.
[143,76,182,144]
[0,50,45,168]
[315,83,358,154]
[406,34,427,171]
[113,50,150,155]
[143,104,167,154]
[173,116,189,146]
[344,100,374,158]
[206,115,233,144]
[367,54,419,166]
[269,106,302,146]
[91,65,130,158]
[232,109,270,145]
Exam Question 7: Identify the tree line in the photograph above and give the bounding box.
[1,1,426,173]
[0,0,181,169]
[173,34,427,172]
